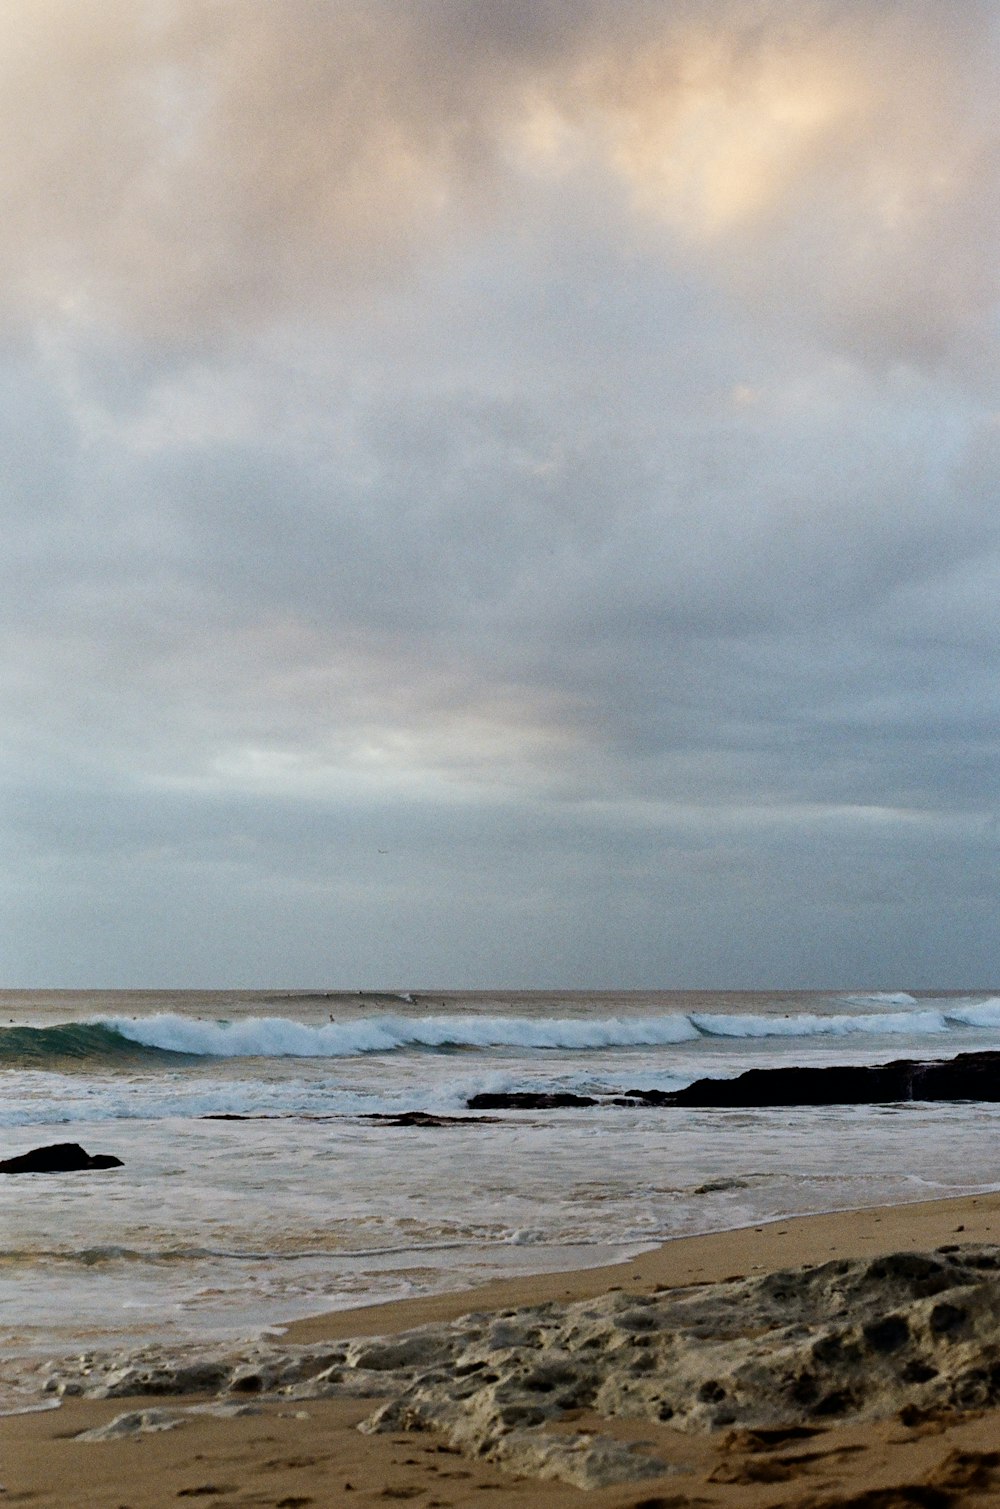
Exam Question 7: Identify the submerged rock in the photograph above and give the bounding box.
[466,1090,676,1110]
[360,1111,502,1127]
[0,1142,123,1174]
[466,1092,599,1110]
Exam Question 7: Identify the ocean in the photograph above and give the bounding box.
[2,987,1000,1409]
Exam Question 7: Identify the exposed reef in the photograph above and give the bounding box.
[36,1244,1000,1489]
[468,1051,1000,1111]
[663,1051,1000,1107]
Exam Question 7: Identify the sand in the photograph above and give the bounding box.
[6,1190,1000,1506]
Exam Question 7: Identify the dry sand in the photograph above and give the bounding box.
[6,1190,1000,1507]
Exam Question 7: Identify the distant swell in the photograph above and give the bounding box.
[0,1000,999,1066]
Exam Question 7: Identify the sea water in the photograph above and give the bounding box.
[2,988,1000,1395]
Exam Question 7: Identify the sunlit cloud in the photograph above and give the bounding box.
[602,37,857,237]
[0,0,992,367]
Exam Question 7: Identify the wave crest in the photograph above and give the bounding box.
[1,998,998,1066]
[106,1012,702,1058]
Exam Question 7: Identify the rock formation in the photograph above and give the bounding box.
[36,1244,1000,1489]
[467,1052,1000,1111]
[0,1142,123,1173]
[662,1050,1000,1107]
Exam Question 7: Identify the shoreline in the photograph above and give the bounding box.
[7,1187,1000,1505]
[279,1184,1000,1347]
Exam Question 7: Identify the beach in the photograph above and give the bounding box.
[6,990,1000,1503]
[8,2,998,1489]
[5,988,1000,1362]
[7,1190,1000,1505]
[7,0,997,1496]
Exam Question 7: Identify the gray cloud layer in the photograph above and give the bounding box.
[2,2,999,986]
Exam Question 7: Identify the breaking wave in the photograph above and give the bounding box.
[1,999,1000,1066]
[104,1012,703,1058]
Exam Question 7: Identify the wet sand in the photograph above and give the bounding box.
[5,1189,1000,1507]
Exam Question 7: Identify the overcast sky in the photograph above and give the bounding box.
[3,0,999,990]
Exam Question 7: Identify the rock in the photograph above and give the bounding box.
[494,1426,669,1488]
[353,1245,1000,1457]
[39,1244,1000,1487]
[75,1408,184,1440]
[466,1056,1000,1113]
[466,1092,598,1110]
[343,1334,456,1373]
[360,1111,502,1127]
[0,1142,123,1174]
[96,1360,231,1398]
[73,1402,260,1442]
[42,1341,360,1405]
[662,1051,1000,1108]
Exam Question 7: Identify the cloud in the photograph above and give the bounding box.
[0,1,993,367]
[1,3,998,985]
[5,323,995,822]
[586,2,999,367]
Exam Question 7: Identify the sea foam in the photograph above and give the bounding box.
[3,999,997,1069]
[91,1002,1000,1058]
[690,1009,950,1038]
[103,1012,702,1058]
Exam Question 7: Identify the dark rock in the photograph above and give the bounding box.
[200,1111,504,1126]
[0,1142,123,1174]
[464,1052,1000,1114]
[361,1111,502,1127]
[662,1050,1000,1108]
[200,1113,336,1122]
[466,1092,599,1110]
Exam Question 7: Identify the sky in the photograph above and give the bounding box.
[3,0,999,990]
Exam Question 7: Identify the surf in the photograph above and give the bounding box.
[2,997,999,1067]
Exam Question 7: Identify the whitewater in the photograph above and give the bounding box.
[2,986,1000,1409]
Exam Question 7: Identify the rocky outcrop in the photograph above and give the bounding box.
[354,1247,1000,1450]
[38,1243,1000,1489]
[467,1052,1000,1112]
[0,1142,123,1173]
[663,1050,1000,1107]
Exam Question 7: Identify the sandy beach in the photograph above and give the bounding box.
[7,1189,1000,1507]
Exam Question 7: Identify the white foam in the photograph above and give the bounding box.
[839,992,919,1006]
[102,1012,702,1058]
[944,998,1000,1028]
[691,1008,950,1039]
[90,1002,1000,1059]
